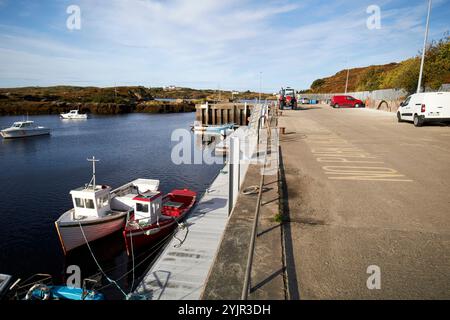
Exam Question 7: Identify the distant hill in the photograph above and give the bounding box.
[308,63,399,93]
[0,86,273,115]
[306,36,450,94]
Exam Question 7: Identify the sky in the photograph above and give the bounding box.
[0,0,449,92]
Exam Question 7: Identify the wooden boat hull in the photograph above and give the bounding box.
[55,211,128,254]
[123,189,196,255]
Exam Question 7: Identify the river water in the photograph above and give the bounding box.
[0,113,223,299]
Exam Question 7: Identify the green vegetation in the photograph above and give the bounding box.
[0,85,272,115]
[307,36,450,94]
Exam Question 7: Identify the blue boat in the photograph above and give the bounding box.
[205,123,234,133]
[25,284,104,300]
[3,274,105,300]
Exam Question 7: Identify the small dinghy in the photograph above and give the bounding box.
[3,274,104,300]
[205,123,234,133]
[60,109,88,119]
[122,189,197,255]
[24,284,104,300]
[1,120,50,139]
[0,274,13,299]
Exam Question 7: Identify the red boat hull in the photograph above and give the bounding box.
[123,189,196,255]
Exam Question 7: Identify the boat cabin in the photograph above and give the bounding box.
[110,179,162,223]
[132,191,162,222]
[11,121,35,128]
[70,185,112,220]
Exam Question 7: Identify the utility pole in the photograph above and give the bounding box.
[417,0,432,93]
[344,68,350,94]
[259,72,262,103]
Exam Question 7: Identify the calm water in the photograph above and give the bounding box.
[0,113,222,299]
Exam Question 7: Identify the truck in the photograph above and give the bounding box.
[279,87,298,110]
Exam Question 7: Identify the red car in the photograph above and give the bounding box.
[331,95,364,108]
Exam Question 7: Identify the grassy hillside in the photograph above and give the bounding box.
[307,36,450,94]
[0,86,272,115]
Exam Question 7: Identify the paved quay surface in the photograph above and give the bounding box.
[279,105,450,299]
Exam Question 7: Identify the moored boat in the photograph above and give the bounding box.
[205,123,234,133]
[1,121,50,139]
[123,189,197,255]
[60,109,88,119]
[2,273,104,300]
[55,158,159,254]
[0,274,13,300]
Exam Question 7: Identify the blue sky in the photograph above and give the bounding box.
[0,0,449,92]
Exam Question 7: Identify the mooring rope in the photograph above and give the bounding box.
[94,230,176,292]
[78,222,128,298]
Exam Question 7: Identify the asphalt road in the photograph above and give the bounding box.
[279,105,450,299]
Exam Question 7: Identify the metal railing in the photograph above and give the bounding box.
[241,103,274,300]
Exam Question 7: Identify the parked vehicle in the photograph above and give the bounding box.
[1,120,50,139]
[331,95,364,108]
[300,98,310,104]
[397,92,450,127]
[279,87,298,110]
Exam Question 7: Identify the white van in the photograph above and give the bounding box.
[397,92,450,127]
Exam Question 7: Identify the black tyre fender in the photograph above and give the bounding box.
[397,112,403,122]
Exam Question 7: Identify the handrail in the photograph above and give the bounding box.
[241,103,274,300]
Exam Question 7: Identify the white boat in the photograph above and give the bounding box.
[192,120,206,132]
[0,274,13,299]
[60,110,88,119]
[1,121,51,139]
[54,157,160,254]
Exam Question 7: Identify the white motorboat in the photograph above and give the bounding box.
[60,110,88,119]
[1,121,51,139]
[54,157,160,254]
[0,274,13,299]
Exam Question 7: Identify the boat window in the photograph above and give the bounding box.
[85,199,95,209]
[102,196,109,207]
[75,198,85,208]
[136,203,149,213]
[96,197,103,209]
[97,195,108,208]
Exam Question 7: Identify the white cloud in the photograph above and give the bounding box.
[0,0,448,90]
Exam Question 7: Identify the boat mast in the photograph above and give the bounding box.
[87,156,100,189]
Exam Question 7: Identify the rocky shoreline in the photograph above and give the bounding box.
[0,99,196,116]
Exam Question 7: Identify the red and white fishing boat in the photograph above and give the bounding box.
[122,188,197,255]
[54,157,162,254]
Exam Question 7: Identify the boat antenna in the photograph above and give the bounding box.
[87,156,100,190]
